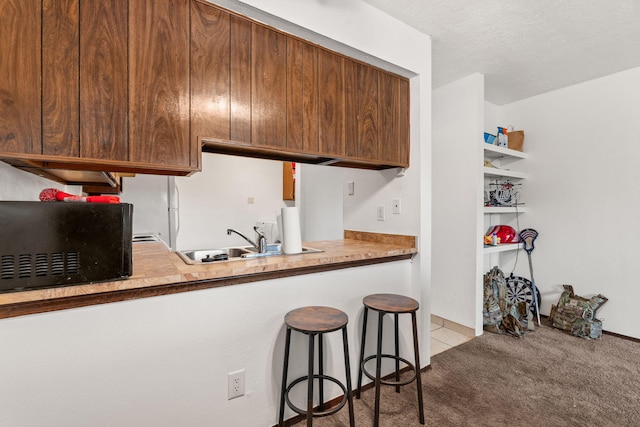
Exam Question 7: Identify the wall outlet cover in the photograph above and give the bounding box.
[228,370,245,399]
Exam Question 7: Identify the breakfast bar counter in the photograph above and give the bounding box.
[0,231,416,319]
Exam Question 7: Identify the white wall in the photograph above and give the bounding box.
[432,73,485,334]
[498,66,640,338]
[484,101,500,135]
[298,163,344,241]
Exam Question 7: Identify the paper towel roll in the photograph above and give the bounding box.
[281,207,302,254]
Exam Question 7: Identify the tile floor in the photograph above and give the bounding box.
[430,314,475,357]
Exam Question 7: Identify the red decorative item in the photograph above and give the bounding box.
[484,225,519,243]
[39,188,120,204]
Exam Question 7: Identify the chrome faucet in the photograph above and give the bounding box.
[227,227,267,253]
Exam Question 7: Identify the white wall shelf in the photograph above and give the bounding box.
[483,166,526,179]
[483,144,529,160]
[484,206,527,214]
[483,243,522,254]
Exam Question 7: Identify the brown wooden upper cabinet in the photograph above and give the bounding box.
[344,60,411,167]
[1,0,409,175]
[0,0,199,176]
[194,1,410,169]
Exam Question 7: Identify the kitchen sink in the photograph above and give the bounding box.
[178,247,251,264]
[176,244,323,265]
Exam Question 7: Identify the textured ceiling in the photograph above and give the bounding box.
[363,0,640,105]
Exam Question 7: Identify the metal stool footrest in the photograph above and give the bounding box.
[285,374,349,418]
[361,354,417,387]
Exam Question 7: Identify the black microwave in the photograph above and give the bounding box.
[0,201,133,293]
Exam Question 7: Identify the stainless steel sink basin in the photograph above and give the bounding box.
[176,244,323,265]
[178,247,252,264]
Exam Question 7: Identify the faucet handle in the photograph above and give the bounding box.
[254,226,267,253]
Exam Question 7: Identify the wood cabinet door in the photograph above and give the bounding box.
[191,0,230,142]
[42,0,79,157]
[230,15,252,143]
[379,74,410,167]
[286,38,304,152]
[379,72,400,164]
[287,38,320,154]
[357,64,380,160]
[251,24,287,148]
[318,49,345,157]
[0,0,41,154]
[345,61,379,161]
[79,0,128,161]
[344,59,357,158]
[129,0,192,168]
[398,78,410,166]
[301,43,320,154]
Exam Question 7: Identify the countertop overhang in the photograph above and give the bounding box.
[0,232,417,319]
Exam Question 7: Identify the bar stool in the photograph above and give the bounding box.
[356,293,425,426]
[278,306,355,427]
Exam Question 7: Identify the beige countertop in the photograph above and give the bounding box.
[0,231,417,319]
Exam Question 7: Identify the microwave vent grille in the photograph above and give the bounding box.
[36,254,48,277]
[0,252,81,280]
[1,255,14,280]
[67,252,79,275]
[51,253,65,276]
[19,254,32,278]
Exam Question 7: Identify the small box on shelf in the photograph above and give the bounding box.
[508,130,525,151]
[484,132,496,145]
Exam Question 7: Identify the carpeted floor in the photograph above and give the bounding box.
[292,320,640,426]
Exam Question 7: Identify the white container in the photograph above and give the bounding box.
[280,207,302,254]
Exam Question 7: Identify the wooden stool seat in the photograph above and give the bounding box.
[285,306,348,333]
[363,293,419,314]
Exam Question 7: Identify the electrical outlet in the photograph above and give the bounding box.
[377,205,385,221]
[392,198,401,214]
[228,369,245,399]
